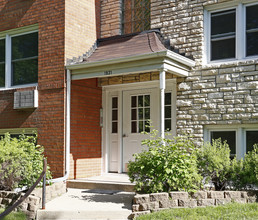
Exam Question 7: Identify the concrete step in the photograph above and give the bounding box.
[67,174,135,192]
[67,180,135,192]
[37,210,132,220]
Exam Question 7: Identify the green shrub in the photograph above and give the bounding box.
[0,133,51,191]
[128,130,202,193]
[194,139,232,191]
[231,144,258,190]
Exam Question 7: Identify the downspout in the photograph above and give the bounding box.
[160,69,165,140]
[51,69,71,183]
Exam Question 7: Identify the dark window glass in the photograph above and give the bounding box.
[12,59,38,86]
[112,110,118,121]
[246,5,258,56]
[144,95,150,107]
[0,39,5,87]
[165,93,171,105]
[165,119,171,131]
[122,0,150,34]
[112,97,118,108]
[139,121,143,132]
[211,131,236,155]
[211,38,235,60]
[11,32,38,86]
[0,63,4,87]
[138,95,143,107]
[165,106,171,119]
[0,39,5,62]
[112,122,118,133]
[12,32,38,60]
[246,131,258,153]
[131,121,137,133]
[145,120,150,132]
[131,109,137,120]
[138,108,143,120]
[145,108,150,119]
[211,10,236,60]
[131,96,137,107]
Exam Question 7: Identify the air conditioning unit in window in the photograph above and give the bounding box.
[13,90,38,109]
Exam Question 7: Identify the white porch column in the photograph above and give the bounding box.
[160,70,166,139]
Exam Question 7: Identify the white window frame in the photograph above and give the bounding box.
[204,125,258,159]
[204,0,258,64]
[0,24,38,90]
[0,128,37,137]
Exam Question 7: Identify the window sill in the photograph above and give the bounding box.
[0,83,38,91]
[202,56,258,69]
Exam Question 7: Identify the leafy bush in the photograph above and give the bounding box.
[128,130,202,193]
[194,139,232,191]
[0,133,51,191]
[231,144,258,190]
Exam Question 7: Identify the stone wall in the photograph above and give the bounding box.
[150,0,258,145]
[0,182,66,219]
[130,191,257,218]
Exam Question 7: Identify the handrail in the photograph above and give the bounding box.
[0,159,47,219]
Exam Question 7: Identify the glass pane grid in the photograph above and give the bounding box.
[112,97,118,133]
[131,95,150,133]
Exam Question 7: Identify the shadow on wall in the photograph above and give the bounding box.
[0,0,35,30]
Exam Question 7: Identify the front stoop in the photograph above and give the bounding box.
[67,180,135,192]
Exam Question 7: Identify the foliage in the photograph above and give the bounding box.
[194,139,232,190]
[128,129,202,193]
[0,133,52,191]
[0,209,26,220]
[136,202,258,220]
[231,144,258,190]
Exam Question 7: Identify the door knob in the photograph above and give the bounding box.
[123,134,127,137]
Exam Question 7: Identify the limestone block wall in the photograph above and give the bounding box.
[150,0,258,142]
[130,191,257,218]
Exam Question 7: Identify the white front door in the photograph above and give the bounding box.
[122,88,158,172]
[105,80,176,173]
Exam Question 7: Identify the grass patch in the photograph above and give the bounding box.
[136,203,258,220]
[0,209,26,220]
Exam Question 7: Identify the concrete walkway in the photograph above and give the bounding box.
[37,188,135,220]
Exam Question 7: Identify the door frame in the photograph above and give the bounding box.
[101,79,177,174]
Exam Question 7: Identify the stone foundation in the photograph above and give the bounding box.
[130,191,257,218]
[0,181,66,219]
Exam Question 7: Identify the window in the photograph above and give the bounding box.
[210,130,236,157]
[0,27,38,89]
[205,126,258,159]
[131,94,150,133]
[122,0,150,34]
[206,2,258,62]
[0,128,37,139]
[165,92,172,131]
[112,97,118,133]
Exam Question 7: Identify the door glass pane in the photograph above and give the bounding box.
[145,120,150,132]
[145,108,150,119]
[246,130,258,153]
[138,108,143,120]
[131,109,137,120]
[165,119,171,131]
[144,95,150,107]
[165,106,171,118]
[112,110,118,121]
[112,122,118,133]
[131,94,151,133]
[112,97,118,108]
[131,96,137,107]
[112,97,118,134]
[165,93,171,105]
[210,131,236,155]
[138,95,143,107]
[131,121,137,133]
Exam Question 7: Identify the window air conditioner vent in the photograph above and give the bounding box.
[14,90,38,109]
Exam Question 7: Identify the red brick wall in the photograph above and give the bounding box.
[0,0,66,178]
[70,78,102,179]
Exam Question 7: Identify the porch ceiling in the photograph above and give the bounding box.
[66,30,195,80]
